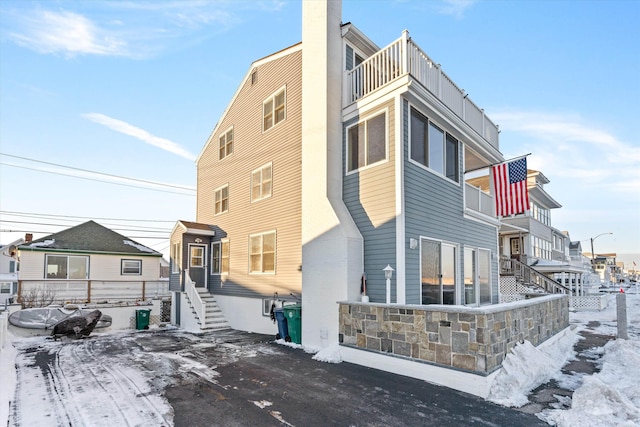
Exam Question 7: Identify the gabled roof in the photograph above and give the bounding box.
[172,220,216,236]
[18,220,161,256]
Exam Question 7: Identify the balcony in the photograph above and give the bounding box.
[345,31,499,150]
[465,183,495,217]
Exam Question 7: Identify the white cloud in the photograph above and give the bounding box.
[492,110,639,193]
[435,0,477,19]
[83,113,196,161]
[8,10,129,57]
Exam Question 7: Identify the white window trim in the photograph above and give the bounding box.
[345,108,389,175]
[189,244,206,268]
[214,184,229,216]
[211,239,230,276]
[45,254,89,280]
[407,103,461,186]
[121,259,142,275]
[262,86,287,133]
[171,242,181,273]
[418,236,460,305]
[219,126,234,160]
[251,162,273,203]
[248,230,276,275]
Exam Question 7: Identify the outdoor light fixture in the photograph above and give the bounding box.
[383,264,394,304]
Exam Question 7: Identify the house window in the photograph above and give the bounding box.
[45,255,89,279]
[212,240,229,275]
[219,127,233,160]
[0,282,13,294]
[214,185,229,215]
[121,259,142,275]
[263,87,286,131]
[171,242,181,273]
[251,163,272,202]
[346,111,387,173]
[478,249,491,304]
[410,107,459,182]
[251,70,257,85]
[190,246,204,268]
[249,231,276,274]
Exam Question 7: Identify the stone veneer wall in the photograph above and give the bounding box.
[338,294,569,374]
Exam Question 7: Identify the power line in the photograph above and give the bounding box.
[0,210,178,223]
[0,220,171,233]
[1,162,195,196]
[1,153,195,191]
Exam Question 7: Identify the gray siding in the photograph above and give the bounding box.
[402,99,499,304]
[196,48,303,300]
[343,100,397,303]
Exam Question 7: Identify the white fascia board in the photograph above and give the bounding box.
[196,43,303,163]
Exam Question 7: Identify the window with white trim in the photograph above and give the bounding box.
[171,242,181,273]
[121,259,142,275]
[212,239,229,275]
[219,127,233,160]
[190,246,204,267]
[251,163,272,202]
[249,231,276,273]
[46,255,89,279]
[410,107,459,182]
[214,184,229,215]
[346,111,387,173]
[263,87,286,131]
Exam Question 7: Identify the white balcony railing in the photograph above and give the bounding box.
[465,183,494,217]
[345,31,499,149]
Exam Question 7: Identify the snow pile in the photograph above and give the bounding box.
[539,338,640,427]
[312,344,342,363]
[488,328,581,407]
[0,331,17,426]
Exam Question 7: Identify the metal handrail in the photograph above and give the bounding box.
[501,257,574,295]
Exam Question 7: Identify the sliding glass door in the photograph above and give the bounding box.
[421,238,457,305]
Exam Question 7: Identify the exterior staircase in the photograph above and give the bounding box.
[500,256,575,295]
[184,270,231,331]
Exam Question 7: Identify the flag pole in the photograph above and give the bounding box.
[464,153,531,174]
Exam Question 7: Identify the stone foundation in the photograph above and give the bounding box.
[339,294,569,374]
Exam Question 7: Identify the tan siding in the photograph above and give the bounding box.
[18,251,159,280]
[196,50,303,297]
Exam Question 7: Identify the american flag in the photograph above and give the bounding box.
[492,157,530,216]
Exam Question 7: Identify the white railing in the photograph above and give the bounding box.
[184,269,206,326]
[345,31,500,149]
[465,183,494,217]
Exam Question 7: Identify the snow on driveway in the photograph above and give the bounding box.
[7,329,276,427]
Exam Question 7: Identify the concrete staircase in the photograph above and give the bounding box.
[186,287,231,331]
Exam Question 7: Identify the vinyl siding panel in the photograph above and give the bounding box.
[196,49,302,299]
[18,251,159,281]
[402,99,499,304]
[343,99,397,303]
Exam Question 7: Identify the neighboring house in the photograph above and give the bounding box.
[468,169,563,265]
[591,254,618,283]
[0,238,23,305]
[17,221,167,305]
[170,1,569,397]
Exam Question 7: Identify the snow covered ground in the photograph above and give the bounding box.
[1,290,638,426]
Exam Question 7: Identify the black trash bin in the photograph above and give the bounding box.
[274,307,291,342]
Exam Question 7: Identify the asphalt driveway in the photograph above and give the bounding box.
[9,328,547,426]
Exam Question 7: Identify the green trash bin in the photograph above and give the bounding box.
[136,309,151,330]
[283,303,301,344]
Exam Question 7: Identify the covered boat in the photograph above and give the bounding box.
[8,306,112,330]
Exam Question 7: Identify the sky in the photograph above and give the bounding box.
[2,290,639,426]
[0,0,638,261]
